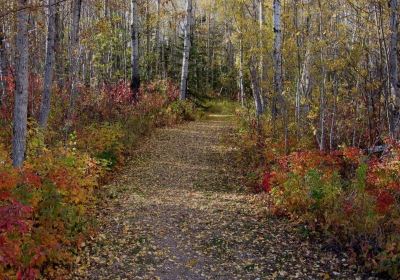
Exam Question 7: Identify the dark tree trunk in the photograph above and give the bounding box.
[39,0,57,129]
[13,0,29,167]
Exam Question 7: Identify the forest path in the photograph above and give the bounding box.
[73,115,367,280]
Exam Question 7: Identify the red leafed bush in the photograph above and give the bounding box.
[105,80,133,104]
[342,146,363,164]
[0,201,34,279]
[375,190,395,214]
[0,78,186,279]
[22,170,42,189]
[0,69,15,121]
[0,70,43,122]
[0,141,103,279]
[0,201,32,234]
[235,113,400,277]
[262,172,275,193]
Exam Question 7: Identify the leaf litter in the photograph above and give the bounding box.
[71,116,377,280]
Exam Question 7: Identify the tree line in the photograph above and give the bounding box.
[0,0,399,167]
[0,0,196,167]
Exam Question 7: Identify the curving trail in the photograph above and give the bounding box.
[73,115,371,280]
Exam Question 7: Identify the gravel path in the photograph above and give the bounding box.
[73,116,372,280]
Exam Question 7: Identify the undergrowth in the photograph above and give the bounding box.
[0,79,197,279]
[233,108,400,278]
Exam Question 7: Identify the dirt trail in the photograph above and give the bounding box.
[73,116,370,280]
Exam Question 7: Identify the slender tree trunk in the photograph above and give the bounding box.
[239,38,245,107]
[0,26,8,106]
[145,0,151,81]
[248,0,264,117]
[249,56,263,117]
[104,0,109,18]
[294,0,301,131]
[155,0,161,77]
[389,0,399,137]
[123,11,129,83]
[374,4,391,139]
[273,0,283,119]
[318,2,326,151]
[257,0,265,110]
[330,75,338,150]
[131,0,140,102]
[67,0,82,128]
[206,11,211,90]
[13,0,29,167]
[39,0,57,129]
[179,0,192,100]
[55,5,63,89]
[161,25,167,79]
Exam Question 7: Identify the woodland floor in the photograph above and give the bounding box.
[72,115,375,280]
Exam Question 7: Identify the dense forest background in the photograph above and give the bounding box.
[0,0,399,279]
[2,0,399,153]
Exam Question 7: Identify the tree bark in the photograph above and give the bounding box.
[318,1,326,151]
[13,0,29,167]
[67,0,82,127]
[239,38,245,107]
[39,0,57,129]
[249,56,263,117]
[179,0,192,100]
[155,0,161,77]
[0,26,8,106]
[54,4,63,89]
[131,0,140,102]
[273,0,283,119]
[389,0,399,138]
[257,0,265,110]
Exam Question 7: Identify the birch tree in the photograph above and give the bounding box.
[249,0,264,117]
[67,0,82,127]
[273,0,283,119]
[389,0,399,138]
[249,56,263,117]
[13,0,29,167]
[0,27,8,106]
[155,0,161,77]
[239,38,245,107]
[180,0,193,100]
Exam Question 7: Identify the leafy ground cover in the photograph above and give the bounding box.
[233,108,400,279]
[72,113,372,279]
[0,80,196,279]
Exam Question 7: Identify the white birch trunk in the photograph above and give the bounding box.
[389,0,399,137]
[250,56,263,117]
[179,0,192,100]
[155,0,161,77]
[0,26,8,106]
[239,38,245,107]
[273,0,283,117]
[257,0,265,110]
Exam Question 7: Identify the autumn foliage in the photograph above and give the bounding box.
[235,111,400,278]
[0,78,193,279]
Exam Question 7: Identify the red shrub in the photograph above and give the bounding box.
[375,191,395,214]
[262,172,275,193]
[0,201,32,234]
